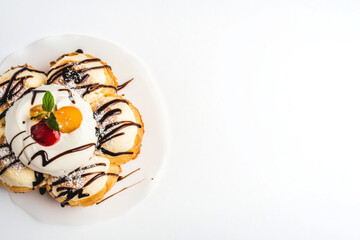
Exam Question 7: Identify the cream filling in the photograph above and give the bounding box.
[0,164,36,188]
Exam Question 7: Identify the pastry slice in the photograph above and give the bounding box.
[0,133,47,193]
[91,95,144,165]
[0,65,46,123]
[46,155,121,207]
[47,50,118,103]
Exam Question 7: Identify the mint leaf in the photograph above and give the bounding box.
[42,91,54,112]
[47,112,59,131]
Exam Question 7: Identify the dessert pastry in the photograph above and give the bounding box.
[0,127,47,193]
[47,155,121,207]
[0,50,144,207]
[47,50,118,103]
[0,65,47,192]
[0,65,47,122]
[92,95,144,165]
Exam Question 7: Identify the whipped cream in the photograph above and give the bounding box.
[5,85,97,177]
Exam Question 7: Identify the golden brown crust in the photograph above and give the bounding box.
[0,179,33,193]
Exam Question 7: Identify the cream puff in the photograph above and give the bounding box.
[0,65,47,123]
[0,132,47,193]
[47,50,118,103]
[91,95,144,165]
[46,155,121,207]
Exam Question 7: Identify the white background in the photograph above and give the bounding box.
[1,0,360,239]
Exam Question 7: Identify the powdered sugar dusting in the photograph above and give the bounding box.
[0,142,26,175]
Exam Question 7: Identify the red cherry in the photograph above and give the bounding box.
[31,121,60,146]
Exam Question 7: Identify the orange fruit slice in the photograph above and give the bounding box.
[54,106,82,133]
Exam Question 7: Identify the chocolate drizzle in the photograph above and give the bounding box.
[17,142,36,158]
[33,172,45,188]
[47,58,111,85]
[94,98,141,156]
[31,90,46,105]
[58,89,75,104]
[97,121,141,156]
[94,99,128,116]
[0,132,25,176]
[50,163,106,188]
[28,143,96,167]
[73,84,116,98]
[97,178,145,205]
[117,168,140,182]
[39,187,46,195]
[115,78,133,92]
[48,162,120,207]
[0,66,45,119]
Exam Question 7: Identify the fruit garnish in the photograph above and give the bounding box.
[31,121,60,146]
[54,106,83,133]
[30,91,59,131]
[30,105,46,120]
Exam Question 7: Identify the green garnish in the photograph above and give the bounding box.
[40,91,59,131]
[42,91,55,112]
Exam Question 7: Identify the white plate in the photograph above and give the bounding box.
[0,34,168,225]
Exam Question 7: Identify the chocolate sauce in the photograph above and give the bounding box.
[0,67,45,108]
[23,135,32,141]
[47,58,111,85]
[0,130,28,176]
[116,78,134,92]
[94,99,128,117]
[75,49,83,53]
[17,142,36,158]
[50,163,107,187]
[117,168,140,182]
[39,187,46,195]
[97,121,141,156]
[0,67,39,120]
[31,90,46,105]
[0,87,34,120]
[29,143,96,167]
[9,131,25,149]
[58,89,75,104]
[0,159,20,175]
[33,171,45,188]
[0,153,12,161]
[98,109,122,123]
[96,179,145,205]
[93,97,141,156]
[74,84,116,97]
[55,171,117,206]
[97,147,133,157]
[0,108,9,120]
[57,187,89,207]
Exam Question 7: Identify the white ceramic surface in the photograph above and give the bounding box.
[0,34,168,225]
